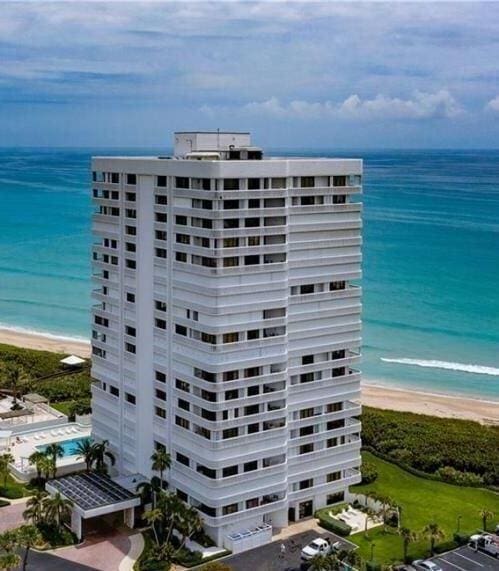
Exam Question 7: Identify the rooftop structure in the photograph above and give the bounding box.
[90,131,363,549]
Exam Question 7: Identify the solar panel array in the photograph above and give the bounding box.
[50,472,137,511]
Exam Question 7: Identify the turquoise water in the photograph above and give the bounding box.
[37,437,90,457]
[0,148,498,399]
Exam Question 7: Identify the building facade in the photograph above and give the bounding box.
[90,132,362,546]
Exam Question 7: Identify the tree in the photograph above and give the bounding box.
[91,440,115,473]
[137,476,163,509]
[176,504,203,551]
[0,454,14,488]
[479,508,494,532]
[310,553,340,571]
[23,490,48,525]
[199,562,233,571]
[422,522,445,555]
[38,455,55,481]
[16,525,42,571]
[151,449,171,490]
[28,451,47,481]
[0,531,17,554]
[399,527,418,562]
[364,506,376,538]
[378,495,394,533]
[44,443,64,478]
[0,553,21,571]
[42,492,73,530]
[339,549,362,570]
[144,508,163,546]
[75,439,95,472]
[4,364,29,405]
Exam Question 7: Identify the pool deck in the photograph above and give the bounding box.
[8,423,92,480]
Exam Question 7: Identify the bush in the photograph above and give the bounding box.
[361,461,378,484]
[453,532,470,546]
[365,562,381,571]
[37,522,77,548]
[434,540,458,554]
[191,528,216,547]
[361,407,499,486]
[315,508,352,536]
[436,466,484,486]
[0,485,24,499]
[174,548,202,567]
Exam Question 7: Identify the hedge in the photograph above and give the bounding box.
[315,507,352,536]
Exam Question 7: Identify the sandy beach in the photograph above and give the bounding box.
[0,328,91,358]
[363,382,499,425]
[0,327,497,425]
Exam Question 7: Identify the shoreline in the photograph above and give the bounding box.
[0,326,497,425]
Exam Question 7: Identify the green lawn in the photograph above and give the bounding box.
[51,400,73,416]
[0,473,33,499]
[348,452,499,565]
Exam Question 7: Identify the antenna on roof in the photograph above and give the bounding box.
[217,128,220,148]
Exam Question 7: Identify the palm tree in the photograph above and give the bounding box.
[42,492,73,530]
[143,508,163,546]
[38,455,55,481]
[16,525,41,571]
[0,553,21,571]
[399,527,418,562]
[44,443,64,478]
[28,451,47,481]
[0,454,14,488]
[379,495,394,533]
[310,553,340,571]
[23,490,48,525]
[151,449,171,490]
[75,439,94,472]
[176,504,203,551]
[137,475,163,508]
[0,530,17,554]
[364,506,376,538]
[422,522,445,556]
[339,549,361,571]
[479,508,494,532]
[91,440,115,473]
[5,364,29,406]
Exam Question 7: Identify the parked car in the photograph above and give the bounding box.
[300,538,340,561]
[412,561,442,571]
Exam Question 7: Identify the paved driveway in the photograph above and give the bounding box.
[431,545,499,571]
[218,529,354,571]
[0,500,27,533]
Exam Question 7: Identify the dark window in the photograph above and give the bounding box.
[248,178,260,190]
[302,355,314,365]
[155,388,167,401]
[244,255,259,266]
[155,194,167,205]
[126,174,137,185]
[110,385,120,397]
[244,460,258,472]
[125,393,136,405]
[175,324,187,336]
[176,252,187,262]
[176,215,188,225]
[155,212,167,223]
[333,176,347,187]
[176,453,189,466]
[223,179,239,191]
[155,406,166,419]
[157,176,167,187]
[333,195,346,204]
[175,177,189,189]
[126,292,135,303]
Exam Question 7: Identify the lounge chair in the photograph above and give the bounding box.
[71,427,79,434]
[66,428,72,435]
[34,434,40,440]
[51,430,58,437]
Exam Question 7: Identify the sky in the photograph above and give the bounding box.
[1,1,499,149]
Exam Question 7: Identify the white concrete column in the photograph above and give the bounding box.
[71,510,82,540]
[123,507,135,528]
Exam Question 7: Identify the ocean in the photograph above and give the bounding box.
[0,148,498,399]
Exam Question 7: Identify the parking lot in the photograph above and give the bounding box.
[431,545,498,571]
[220,529,355,571]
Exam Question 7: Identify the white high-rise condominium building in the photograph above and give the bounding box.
[91,132,362,546]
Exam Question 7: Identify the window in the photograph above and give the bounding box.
[247,329,260,340]
[125,208,136,219]
[156,176,167,187]
[155,194,167,205]
[248,198,260,208]
[223,428,238,439]
[299,443,314,455]
[196,464,216,479]
[223,257,239,267]
[125,259,136,270]
[264,216,286,226]
[176,233,190,244]
[175,177,189,189]
[246,498,259,509]
[125,192,136,202]
[109,385,120,397]
[327,491,345,505]
[247,178,260,190]
[332,349,346,360]
[330,281,346,291]
[125,342,136,354]
[271,177,286,189]
[175,416,189,429]
[223,178,239,191]
[155,248,167,259]
[223,237,239,248]
[244,460,257,472]
[125,225,136,236]
[302,355,314,365]
[125,393,136,405]
[300,284,314,294]
[176,215,187,225]
[333,175,347,187]
[125,325,136,337]
[263,308,286,319]
[126,292,135,303]
[301,176,315,188]
[245,217,260,228]
[176,453,189,466]
[300,408,315,419]
[175,252,187,262]
[223,200,239,210]
[155,318,167,330]
[155,406,166,419]
[244,255,259,266]
[222,465,238,478]
[223,370,238,381]
[299,479,313,490]
[155,212,167,223]
[333,194,346,204]
[176,379,190,392]
[248,236,260,247]
[248,423,259,434]
[175,324,187,336]
[225,389,238,400]
[126,242,136,252]
[110,172,120,184]
[222,503,239,515]
[155,388,167,401]
[327,471,341,482]
[126,174,137,185]
[155,300,167,312]
[155,370,166,383]
[224,219,239,229]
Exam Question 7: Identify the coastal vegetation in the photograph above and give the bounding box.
[0,343,92,418]
[349,451,499,565]
[362,406,499,486]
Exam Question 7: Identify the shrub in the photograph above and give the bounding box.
[174,547,202,567]
[361,461,378,484]
[315,508,352,536]
[0,486,23,499]
[434,540,458,554]
[365,562,381,571]
[436,466,484,486]
[453,532,470,546]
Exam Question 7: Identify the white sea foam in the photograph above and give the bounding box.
[0,323,90,345]
[380,357,499,376]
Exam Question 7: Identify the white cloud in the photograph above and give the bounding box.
[485,96,499,112]
[234,91,463,121]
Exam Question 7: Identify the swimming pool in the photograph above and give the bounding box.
[37,437,91,457]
